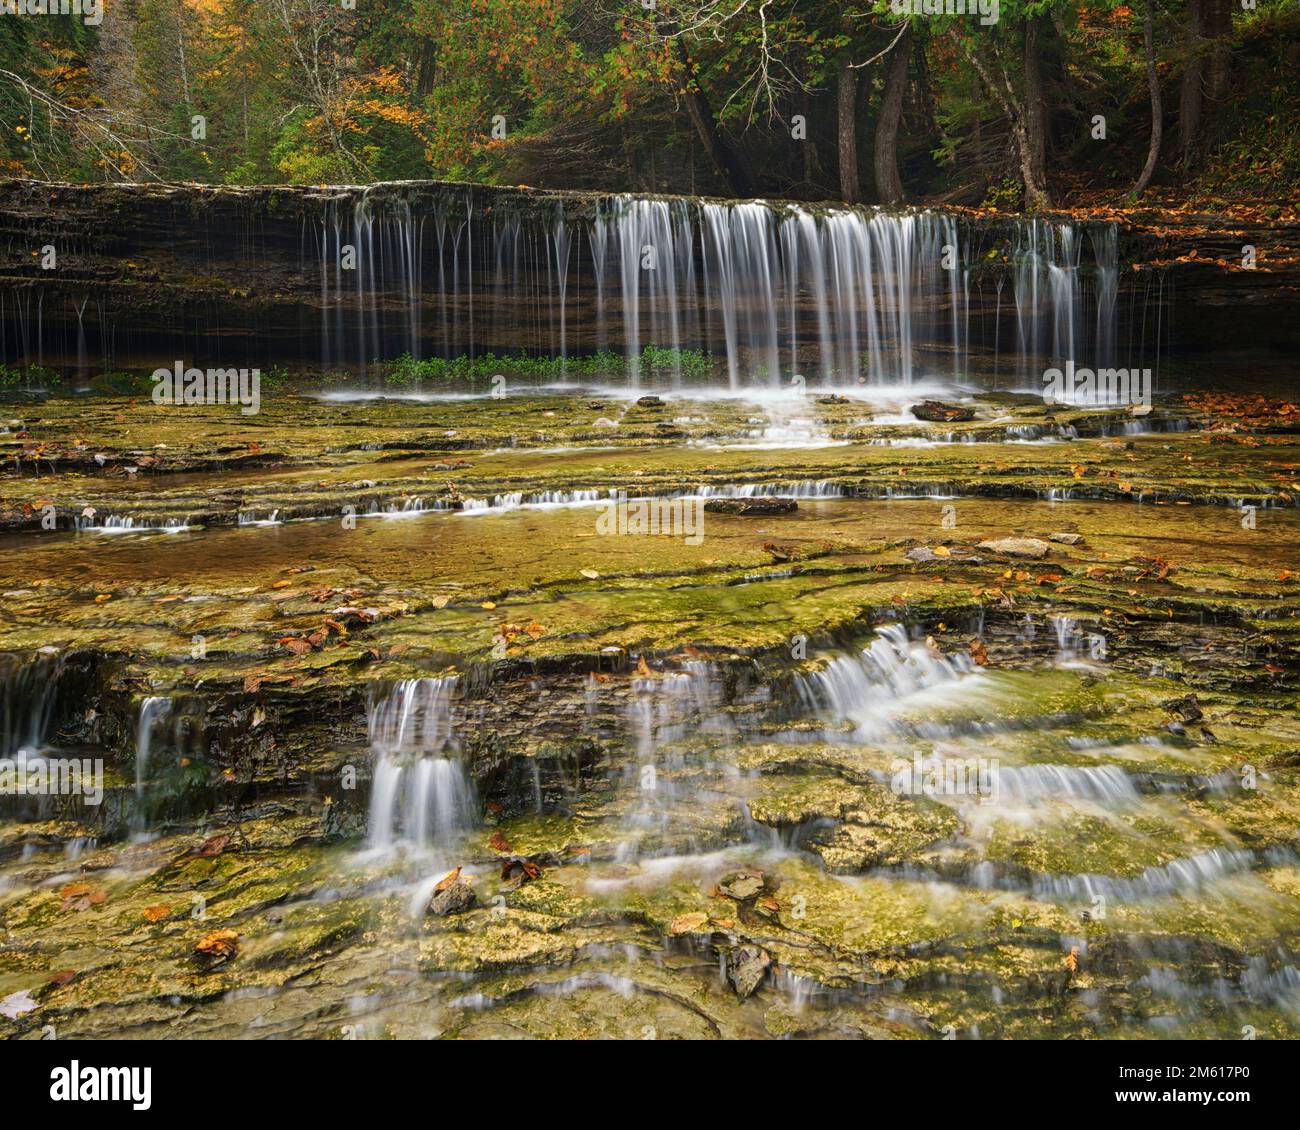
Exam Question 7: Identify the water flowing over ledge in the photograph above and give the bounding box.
[1,180,1139,386]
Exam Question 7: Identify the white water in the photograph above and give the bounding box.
[795,625,978,741]
[366,676,475,853]
[310,190,1119,388]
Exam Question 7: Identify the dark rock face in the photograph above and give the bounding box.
[703,497,797,515]
[3,178,1284,381]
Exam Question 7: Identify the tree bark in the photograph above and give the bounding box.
[1134,0,1162,196]
[959,31,1051,210]
[675,40,755,198]
[837,57,861,203]
[1023,18,1050,199]
[1178,0,1205,165]
[797,87,827,191]
[874,27,911,205]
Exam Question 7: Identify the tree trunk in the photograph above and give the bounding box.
[1178,0,1205,165]
[1023,18,1050,201]
[1134,0,1162,196]
[874,28,911,205]
[797,87,827,191]
[1204,0,1233,102]
[675,40,754,198]
[913,30,952,165]
[837,57,861,203]
[960,30,1051,210]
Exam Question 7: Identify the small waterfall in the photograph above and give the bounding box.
[689,480,845,500]
[366,677,475,852]
[619,661,732,855]
[1031,846,1274,904]
[132,696,205,833]
[0,653,63,756]
[795,625,976,741]
[76,515,189,533]
[993,764,1138,804]
[133,696,175,816]
[1014,220,1118,387]
[1052,616,1107,661]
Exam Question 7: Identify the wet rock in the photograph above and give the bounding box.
[635,395,663,407]
[717,870,766,901]
[728,945,772,999]
[1048,532,1086,546]
[1162,693,1203,723]
[427,879,476,917]
[703,497,797,515]
[976,536,1050,559]
[911,400,975,423]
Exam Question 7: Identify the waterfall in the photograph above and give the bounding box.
[302,187,1119,388]
[366,677,475,852]
[1013,220,1118,386]
[0,653,63,756]
[132,696,205,834]
[795,625,977,741]
[135,696,172,800]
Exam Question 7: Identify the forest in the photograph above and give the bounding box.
[2,1,1297,209]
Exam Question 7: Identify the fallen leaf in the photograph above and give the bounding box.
[669,912,710,936]
[434,867,462,892]
[195,929,239,960]
[195,833,232,858]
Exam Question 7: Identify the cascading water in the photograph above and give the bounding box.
[305,187,1119,388]
[366,676,476,853]
[618,662,734,857]
[0,652,62,756]
[794,625,978,742]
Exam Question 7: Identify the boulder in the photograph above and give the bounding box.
[427,879,476,917]
[911,400,975,423]
[728,945,772,999]
[976,537,1051,559]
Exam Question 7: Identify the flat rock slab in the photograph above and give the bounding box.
[703,497,798,515]
[1049,532,1086,545]
[911,400,975,423]
[977,536,1051,559]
